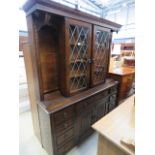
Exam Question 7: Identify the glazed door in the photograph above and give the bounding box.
[91,25,112,86]
[65,18,92,95]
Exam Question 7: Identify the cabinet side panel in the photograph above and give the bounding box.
[59,19,69,96]
[26,14,42,100]
[23,43,41,142]
[38,106,53,155]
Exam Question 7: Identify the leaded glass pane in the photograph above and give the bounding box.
[93,30,110,83]
[69,25,89,93]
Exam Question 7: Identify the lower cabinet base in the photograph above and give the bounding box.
[38,81,118,155]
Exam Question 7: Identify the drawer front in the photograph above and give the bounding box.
[76,90,109,113]
[57,139,74,155]
[54,106,74,125]
[55,119,74,136]
[56,128,74,146]
[94,90,109,100]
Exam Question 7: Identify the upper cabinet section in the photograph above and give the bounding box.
[60,19,112,96]
[23,0,121,98]
[91,26,112,86]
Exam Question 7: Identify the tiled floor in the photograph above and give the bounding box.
[19,110,98,155]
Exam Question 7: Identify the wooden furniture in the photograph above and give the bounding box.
[92,95,135,155]
[19,32,28,51]
[121,43,135,51]
[23,0,121,155]
[108,66,135,102]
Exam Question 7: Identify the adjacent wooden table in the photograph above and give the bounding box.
[92,95,135,155]
[108,66,135,102]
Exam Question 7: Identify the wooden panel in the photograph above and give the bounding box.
[38,26,59,94]
[54,106,74,125]
[97,134,128,155]
[19,35,28,51]
[38,106,53,155]
[55,119,74,136]
[56,128,74,146]
[23,43,41,141]
[58,19,67,96]
[23,15,42,141]
[57,140,74,155]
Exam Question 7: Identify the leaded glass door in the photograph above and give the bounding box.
[66,19,92,95]
[91,25,111,86]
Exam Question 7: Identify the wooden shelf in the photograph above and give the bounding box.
[70,86,87,94]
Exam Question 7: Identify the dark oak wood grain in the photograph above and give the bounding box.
[23,1,121,154]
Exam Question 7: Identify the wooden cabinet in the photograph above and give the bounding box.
[38,80,118,155]
[108,67,135,102]
[23,0,121,155]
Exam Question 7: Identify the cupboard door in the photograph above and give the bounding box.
[65,18,92,95]
[91,25,112,86]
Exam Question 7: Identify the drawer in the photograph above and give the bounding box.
[57,140,74,155]
[55,119,74,136]
[76,90,109,113]
[54,106,74,125]
[56,128,74,146]
[94,90,109,101]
